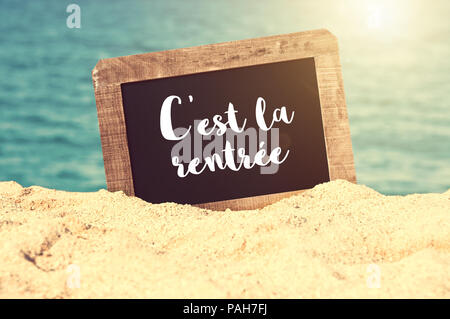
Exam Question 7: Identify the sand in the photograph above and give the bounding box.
[0,180,448,298]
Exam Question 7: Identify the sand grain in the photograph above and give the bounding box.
[0,180,448,298]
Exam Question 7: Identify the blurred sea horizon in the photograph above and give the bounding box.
[0,0,449,195]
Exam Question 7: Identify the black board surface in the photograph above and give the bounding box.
[121,57,330,204]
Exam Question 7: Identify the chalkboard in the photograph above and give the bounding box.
[121,57,329,204]
[93,29,356,210]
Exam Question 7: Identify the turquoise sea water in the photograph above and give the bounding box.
[0,0,449,195]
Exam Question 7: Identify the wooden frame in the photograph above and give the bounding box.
[92,29,356,210]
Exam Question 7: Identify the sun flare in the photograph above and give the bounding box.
[363,0,403,32]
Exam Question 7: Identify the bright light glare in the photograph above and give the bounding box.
[363,1,403,32]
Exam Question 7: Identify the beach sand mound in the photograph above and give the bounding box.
[0,180,448,298]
